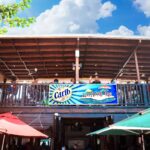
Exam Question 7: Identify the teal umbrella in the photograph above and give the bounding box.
[87,125,140,136]
[115,108,150,130]
[87,108,150,150]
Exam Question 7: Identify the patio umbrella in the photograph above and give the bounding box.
[0,112,48,150]
[87,125,141,136]
[87,108,150,150]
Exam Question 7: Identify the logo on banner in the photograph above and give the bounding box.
[52,87,72,102]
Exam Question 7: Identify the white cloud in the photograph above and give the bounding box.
[137,25,150,36]
[133,0,150,17]
[99,1,116,18]
[7,0,116,35]
[0,0,16,5]
[106,25,134,36]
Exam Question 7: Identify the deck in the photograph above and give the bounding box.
[0,83,150,106]
[0,83,149,129]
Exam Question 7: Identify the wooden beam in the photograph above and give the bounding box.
[114,41,140,79]
[0,58,16,79]
[1,58,125,63]
[0,47,135,53]
[134,49,141,83]
[0,45,150,54]
[12,40,35,79]
[0,53,130,58]
[36,39,49,78]
[0,39,139,47]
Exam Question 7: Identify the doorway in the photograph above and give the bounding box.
[56,117,111,150]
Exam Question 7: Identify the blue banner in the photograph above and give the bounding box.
[48,84,118,105]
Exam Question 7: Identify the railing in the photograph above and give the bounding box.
[117,84,150,106]
[0,83,150,106]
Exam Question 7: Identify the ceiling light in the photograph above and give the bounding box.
[94,64,97,67]
[34,68,38,72]
[141,73,145,77]
[75,49,80,57]
[140,66,144,68]
[55,73,58,77]
[94,72,98,76]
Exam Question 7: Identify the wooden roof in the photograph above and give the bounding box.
[0,35,150,80]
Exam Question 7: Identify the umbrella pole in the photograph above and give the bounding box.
[141,134,145,150]
[1,134,6,150]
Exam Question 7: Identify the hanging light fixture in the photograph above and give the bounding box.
[55,73,58,77]
[94,72,98,76]
[72,63,82,70]
[34,68,38,72]
[141,73,145,77]
[75,49,80,57]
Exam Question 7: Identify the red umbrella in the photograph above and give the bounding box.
[0,112,48,138]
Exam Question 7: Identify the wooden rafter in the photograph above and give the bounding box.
[0,58,16,79]
[11,39,34,79]
[0,37,149,80]
[36,38,49,78]
[114,40,140,80]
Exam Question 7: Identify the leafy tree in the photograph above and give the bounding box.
[0,0,35,34]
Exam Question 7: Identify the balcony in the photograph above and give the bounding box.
[0,83,150,107]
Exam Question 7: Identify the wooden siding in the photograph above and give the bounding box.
[0,106,147,130]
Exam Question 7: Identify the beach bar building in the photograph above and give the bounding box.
[0,35,150,149]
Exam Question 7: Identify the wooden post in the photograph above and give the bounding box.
[141,134,145,150]
[75,50,80,83]
[1,134,6,150]
[53,113,59,150]
[134,50,140,83]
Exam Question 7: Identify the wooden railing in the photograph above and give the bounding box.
[0,83,150,106]
[117,84,150,106]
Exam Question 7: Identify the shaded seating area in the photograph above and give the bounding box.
[87,108,150,150]
[0,112,48,150]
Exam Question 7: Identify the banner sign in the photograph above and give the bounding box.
[48,84,118,105]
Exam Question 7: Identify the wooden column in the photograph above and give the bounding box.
[141,134,145,150]
[53,113,59,150]
[134,50,140,83]
[1,134,6,150]
[0,73,5,83]
[75,50,80,83]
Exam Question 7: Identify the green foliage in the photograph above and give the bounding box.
[0,0,35,34]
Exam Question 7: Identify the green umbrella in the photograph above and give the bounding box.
[87,108,150,150]
[115,108,150,130]
[87,125,140,136]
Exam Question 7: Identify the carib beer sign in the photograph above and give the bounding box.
[49,84,73,104]
[52,87,72,102]
[48,84,118,105]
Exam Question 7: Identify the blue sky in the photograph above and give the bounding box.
[98,0,150,33]
[6,0,150,36]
